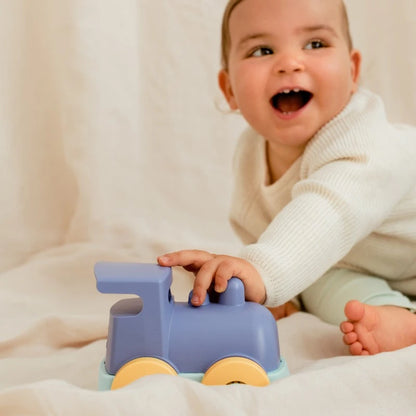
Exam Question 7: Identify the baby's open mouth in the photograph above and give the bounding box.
[271,89,313,114]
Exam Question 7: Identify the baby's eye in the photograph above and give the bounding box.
[250,47,274,57]
[305,40,326,50]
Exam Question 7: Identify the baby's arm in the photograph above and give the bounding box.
[157,250,266,306]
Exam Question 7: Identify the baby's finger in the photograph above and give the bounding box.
[191,259,221,306]
[213,259,237,293]
[158,250,214,268]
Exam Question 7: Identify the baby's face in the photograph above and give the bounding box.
[219,0,361,157]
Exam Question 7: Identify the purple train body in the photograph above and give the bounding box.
[95,262,289,389]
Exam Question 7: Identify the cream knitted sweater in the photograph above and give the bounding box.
[230,88,416,307]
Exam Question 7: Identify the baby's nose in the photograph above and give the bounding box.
[273,52,305,74]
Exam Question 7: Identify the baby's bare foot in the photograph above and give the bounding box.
[340,300,416,355]
[267,301,299,320]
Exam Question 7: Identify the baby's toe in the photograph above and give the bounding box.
[343,332,358,345]
[340,321,354,334]
[349,341,364,355]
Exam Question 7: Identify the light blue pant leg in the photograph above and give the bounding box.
[301,268,415,325]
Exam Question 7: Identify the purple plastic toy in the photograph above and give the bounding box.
[95,262,289,389]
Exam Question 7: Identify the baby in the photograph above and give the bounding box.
[159,0,416,356]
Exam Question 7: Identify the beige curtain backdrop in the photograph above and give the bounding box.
[0,0,415,271]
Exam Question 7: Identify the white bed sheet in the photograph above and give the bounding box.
[0,244,415,415]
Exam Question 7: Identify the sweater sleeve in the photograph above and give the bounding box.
[240,90,416,306]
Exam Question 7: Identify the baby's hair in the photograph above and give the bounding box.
[220,0,353,70]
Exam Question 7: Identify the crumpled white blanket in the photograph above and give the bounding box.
[0,244,415,415]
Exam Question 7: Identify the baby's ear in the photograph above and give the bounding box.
[218,69,238,110]
[350,49,362,92]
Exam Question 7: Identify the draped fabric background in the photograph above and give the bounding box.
[0,1,415,414]
[0,0,243,276]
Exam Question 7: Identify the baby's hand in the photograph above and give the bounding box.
[157,250,266,306]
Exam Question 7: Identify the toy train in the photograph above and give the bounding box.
[95,262,289,389]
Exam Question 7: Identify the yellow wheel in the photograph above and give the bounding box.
[201,357,269,386]
[111,357,177,390]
